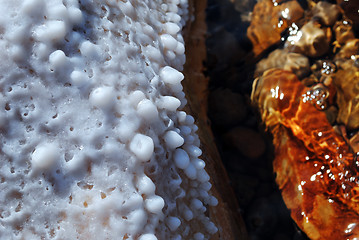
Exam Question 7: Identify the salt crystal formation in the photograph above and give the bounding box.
[0,0,217,239]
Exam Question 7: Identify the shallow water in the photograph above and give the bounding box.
[205,0,359,239]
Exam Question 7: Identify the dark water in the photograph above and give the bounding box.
[205,0,311,239]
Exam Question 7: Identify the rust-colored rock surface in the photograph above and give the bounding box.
[247,0,304,57]
[251,69,359,240]
[333,60,359,130]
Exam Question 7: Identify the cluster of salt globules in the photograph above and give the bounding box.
[0,0,218,239]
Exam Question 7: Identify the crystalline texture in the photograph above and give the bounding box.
[0,0,217,239]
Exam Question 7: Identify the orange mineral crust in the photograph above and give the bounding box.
[247,0,304,57]
[251,69,359,239]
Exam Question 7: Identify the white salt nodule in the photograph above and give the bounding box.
[89,86,116,110]
[70,70,88,87]
[31,143,59,171]
[34,20,67,42]
[46,4,67,20]
[130,134,154,162]
[160,66,184,85]
[68,7,83,24]
[160,34,179,51]
[129,90,146,107]
[194,233,205,240]
[0,0,217,239]
[174,148,190,169]
[164,130,184,149]
[128,209,147,234]
[21,0,44,15]
[137,174,156,195]
[157,96,181,111]
[164,22,181,35]
[191,198,204,210]
[197,169,210,183]
[177,111,187,123]
[80,41,101,59]
[185,144,202,157]
[145,195,165,214]
[139,234,158,240]
[183,209,194,221]
[167,216,181,231]
[49,50,68,70]
[185,163,198,180]
[137,99,159,122]
[209,196,219,206]
[179,126,191,136]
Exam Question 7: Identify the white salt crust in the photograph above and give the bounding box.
[0,0,217,239]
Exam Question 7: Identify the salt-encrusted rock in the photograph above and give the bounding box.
[182,0,249,238]
[0,0,217,239]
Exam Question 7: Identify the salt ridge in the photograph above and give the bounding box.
[0,0,217,239]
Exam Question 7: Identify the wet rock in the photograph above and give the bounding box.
[337,0,359,32]
[208,88,247,127]
[340,127,359,154]
[310,60,337,80]
[255,49,310,79]
[255,50,288,77]
[333,60,359,130]
[223,127,266,159]
[333,20,355,46]
[335,39,359,59]
[324,105,338,125]
[286,21,332,57]
[247,0,304,56]
[284,53,311,79]
[301,74,320,86]
[231,0,256,22]
[312,1,341,26]
[349,131,359,153]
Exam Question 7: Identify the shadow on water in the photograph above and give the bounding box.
[204,0,311,239]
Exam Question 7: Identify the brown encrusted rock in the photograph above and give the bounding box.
[312,1,341,26]
[337,0,359,31]
[286,21,332,57]
[333,19,356,47]
[335,39,359,59]
[332,59,359,130]
[255,49,310,79]
[247,0,304,57]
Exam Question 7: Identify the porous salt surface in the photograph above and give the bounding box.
[0,0,217,239]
